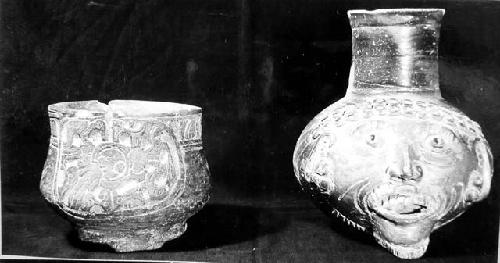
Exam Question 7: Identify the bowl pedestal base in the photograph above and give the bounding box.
[78,222,188,252]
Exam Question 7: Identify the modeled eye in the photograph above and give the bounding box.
[427,136,445,151]
[366,133,379,148]
[350,121,388,156]
[418,128,464,167]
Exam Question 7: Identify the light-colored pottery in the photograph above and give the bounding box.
[293,9,493,259]
[40,100,210,252]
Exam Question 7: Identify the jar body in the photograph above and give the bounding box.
[40,100,210,252]
[293,9,493,259]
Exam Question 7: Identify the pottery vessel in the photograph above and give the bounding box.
[293,9,493,259]
[40,100,210,252]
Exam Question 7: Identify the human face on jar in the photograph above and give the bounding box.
[328,118,489,246]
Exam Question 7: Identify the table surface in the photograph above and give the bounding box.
[2,184,498,263]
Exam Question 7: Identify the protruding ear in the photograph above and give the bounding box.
[466,138,493,202]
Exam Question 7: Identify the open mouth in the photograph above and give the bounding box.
[366,184,439,224]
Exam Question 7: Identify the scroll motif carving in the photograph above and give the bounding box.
[50,118,185,215]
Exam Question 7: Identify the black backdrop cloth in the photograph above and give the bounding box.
[1,0,499,262]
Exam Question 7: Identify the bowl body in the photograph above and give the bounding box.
[40,100,210,252]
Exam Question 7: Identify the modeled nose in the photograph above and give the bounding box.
[386,145,423,182]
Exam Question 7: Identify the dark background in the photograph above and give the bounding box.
[1,0,499,262]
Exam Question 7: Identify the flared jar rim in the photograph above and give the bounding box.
[348,8,445,27]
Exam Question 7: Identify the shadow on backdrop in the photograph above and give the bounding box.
[67,204,288,252]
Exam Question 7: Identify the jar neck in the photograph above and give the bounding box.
[346,9,444,98]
